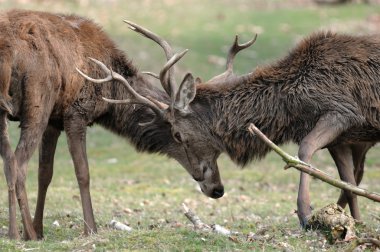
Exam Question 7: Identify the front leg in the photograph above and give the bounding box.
[296,113,347,228]
[297,172,312,228]
[64,115,97,235]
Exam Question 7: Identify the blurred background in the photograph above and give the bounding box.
[2,0,380,79]
[0,1,380,250]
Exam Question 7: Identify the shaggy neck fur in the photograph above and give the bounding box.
[94,54,173,154]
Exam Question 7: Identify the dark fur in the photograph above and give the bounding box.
[175,31,380,226]
[195,31,380,165]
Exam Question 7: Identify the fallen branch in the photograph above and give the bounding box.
[182,203,211,231]
[370,212,380,222]
[355,238,380,248]
[182,203,235,236]
[345,237,380,250]
[247,123,380,203]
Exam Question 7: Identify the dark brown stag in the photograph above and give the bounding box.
[91,31,380,228]
[0,10,223,240]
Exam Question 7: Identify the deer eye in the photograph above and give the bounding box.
[173,132,182,143]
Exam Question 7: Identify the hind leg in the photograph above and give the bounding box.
[15,118,52,240]
[14,82,56,240]
[0,111,19,239]
[33,125,61,239]
[336,142,373,209]
[329,144,360,219]
[352,143,372,187]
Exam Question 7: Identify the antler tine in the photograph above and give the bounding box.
[226,34,258,72]
[103,97,164,127]
[124,20,173,60]
[102,97,134,104]
[124,20,179,99]
[76,58,113,83]
[159,49,189,100]
[77,57,164,120]
[142,71,159,79]
[204,34,257,85]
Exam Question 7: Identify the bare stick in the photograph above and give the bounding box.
[355,238,380,248]
[370,212,380,222]
[346,238,380,250]
[182,203,211,230]
[247,123,380,203]
[182,203,234,236]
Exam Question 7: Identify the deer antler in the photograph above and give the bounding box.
[76,57,166,126]
[159,49,188,93]
[226,34,257,73]
[142,71,159,79]
[124,20,192,113]
[206,34,257,85]
[124,20,178,101]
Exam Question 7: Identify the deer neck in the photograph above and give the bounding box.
[196,72,295,166]
[98,73,173,154]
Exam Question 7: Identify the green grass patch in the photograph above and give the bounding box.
[1,1,380,251]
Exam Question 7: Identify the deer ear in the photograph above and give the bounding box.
[174,73,196,111]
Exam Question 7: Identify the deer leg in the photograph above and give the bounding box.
[336,142,372,209]
[0,111,19,239]
[352,142,372,185]
[15,119,53,240]
[297,114,346,228]
[32,125,61,239]
[328,144,360,219]
[64,116,96,235]
[14,89,56,240]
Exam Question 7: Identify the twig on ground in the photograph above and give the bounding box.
[370,212,380,222]
[109,220,132,232]
[247,123,380,203]
[356,238,380,247]
[344,237,380,250]
[182,203,211,231]
[182,203,235,236]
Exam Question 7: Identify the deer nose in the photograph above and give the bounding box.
[211,186,224,199]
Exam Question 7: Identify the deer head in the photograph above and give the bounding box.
[76,21,235,199]
[159,33,257,197]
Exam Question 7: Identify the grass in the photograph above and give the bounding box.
[1,0,380,251]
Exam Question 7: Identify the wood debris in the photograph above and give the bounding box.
[109,220,132,232]
[307,203,355,243]
[182,203,237,236]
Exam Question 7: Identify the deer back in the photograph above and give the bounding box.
[1,10,136,122]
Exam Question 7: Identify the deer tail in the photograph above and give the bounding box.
[0,60,13,115]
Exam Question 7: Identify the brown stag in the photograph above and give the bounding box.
[0,10,223,240]
[89,30,380,228]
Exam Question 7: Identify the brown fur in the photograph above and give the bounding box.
[0,9,192,240]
